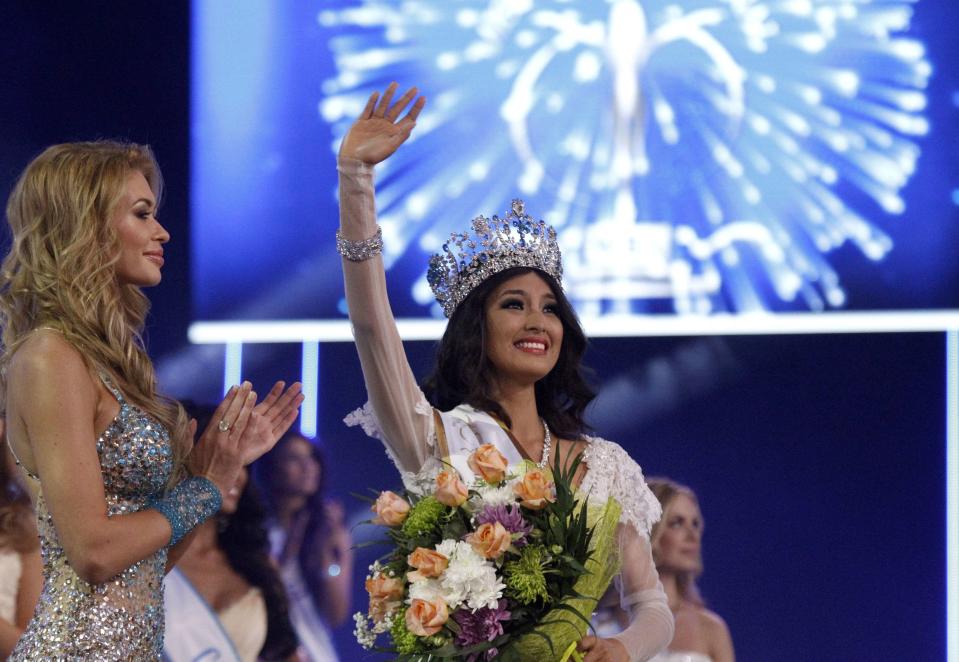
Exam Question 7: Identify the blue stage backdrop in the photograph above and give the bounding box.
[191,0,958,323]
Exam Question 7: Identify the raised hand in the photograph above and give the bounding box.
[338,82,426,165]
[187,382,257,497]
[186,381,304,497]
[238,380,304,466]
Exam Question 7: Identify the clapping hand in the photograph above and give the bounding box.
[338,82,426,165]
[187,381,304,497]
[239,380,304,466]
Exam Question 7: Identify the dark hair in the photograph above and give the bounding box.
[254,430,329,609]
[0,441,38,553]
[182,402,298,660]
[423,267,595,440]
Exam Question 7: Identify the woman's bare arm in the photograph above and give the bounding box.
[6,332,264,584]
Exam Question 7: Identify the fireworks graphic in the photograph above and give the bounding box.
[318,0,930,315]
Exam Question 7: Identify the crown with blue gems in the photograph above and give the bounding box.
[427,199,563,317]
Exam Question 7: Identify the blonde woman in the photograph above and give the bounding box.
[0,141,303,659]
[647,479,734,662]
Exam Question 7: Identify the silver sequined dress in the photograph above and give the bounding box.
[11,375,173,661]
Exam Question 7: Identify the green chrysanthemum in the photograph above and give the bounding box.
[389,610,447,655]
[390,609,422,654]
[401,496,447,538]
[504,544,550,605]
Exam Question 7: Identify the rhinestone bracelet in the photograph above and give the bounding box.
[147,475,222,547]
[336,226,383,261]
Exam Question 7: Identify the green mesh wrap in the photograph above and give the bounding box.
[497,496,622,661]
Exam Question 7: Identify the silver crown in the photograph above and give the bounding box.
[427,199,562,317]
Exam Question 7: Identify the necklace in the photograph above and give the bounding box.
[537,419,552,469]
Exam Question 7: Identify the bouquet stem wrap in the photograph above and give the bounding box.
[498,496,622,661]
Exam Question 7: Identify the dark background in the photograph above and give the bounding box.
[0,3,953,660]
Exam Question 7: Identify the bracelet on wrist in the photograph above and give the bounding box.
[148,475,222,547]
[336,225,383,262]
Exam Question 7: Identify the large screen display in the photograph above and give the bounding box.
[192,0,958,326]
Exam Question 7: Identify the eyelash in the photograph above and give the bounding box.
[501,299,558,314]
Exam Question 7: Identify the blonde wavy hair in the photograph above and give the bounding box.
[0,141,189,486]
[647,477,705,606]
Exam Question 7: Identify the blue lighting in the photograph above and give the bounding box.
[319,0,931,315]
[192,0,957,322]
[948,329,958,662]
[223,342,243,395]
[300,341,320,438]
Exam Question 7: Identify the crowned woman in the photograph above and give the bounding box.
[337,83,674,661]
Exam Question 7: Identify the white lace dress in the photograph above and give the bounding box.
[339,158,674,662]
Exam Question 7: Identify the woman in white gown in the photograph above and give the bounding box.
[336,83,674,662]
[646,479,733,662]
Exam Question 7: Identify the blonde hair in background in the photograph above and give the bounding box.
[0,141,189,487]
[647,477,705,606]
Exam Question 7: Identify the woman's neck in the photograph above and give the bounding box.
[492,381,543,449]
[658,570,684,611]
[180,518,221,561]
[275,496,307,529]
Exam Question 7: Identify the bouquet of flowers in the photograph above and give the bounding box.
[353,443,622,661]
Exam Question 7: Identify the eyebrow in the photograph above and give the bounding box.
[132,197,156,207]
[497,288,557,300]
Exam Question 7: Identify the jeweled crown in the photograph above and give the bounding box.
[427,199,562,317]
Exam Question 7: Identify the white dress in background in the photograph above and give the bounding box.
[163,566,267,662]
[650,652,713,662]
[339,158,674,662]
[268,527,340,662]
[0,549,22,623]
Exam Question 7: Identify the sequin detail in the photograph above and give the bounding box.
[11,375,173,661]
[148,475,221,546]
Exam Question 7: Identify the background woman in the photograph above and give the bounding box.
[164,403,299,662]
[337,83,673,661]
[0,141,302,659]
[256,432,353,661]
[647,478,734,662]
[0,424,40,659]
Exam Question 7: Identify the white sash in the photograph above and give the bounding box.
[163,568,241,662]
[437,405,525,481]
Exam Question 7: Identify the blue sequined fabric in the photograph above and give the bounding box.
[148,475,221,546]
[11,374,174,661]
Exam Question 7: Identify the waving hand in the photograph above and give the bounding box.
[338,82,426,165]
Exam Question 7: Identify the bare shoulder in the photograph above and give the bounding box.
[696,606,735,660]
[696,606,730,636]
[8,329,92,385]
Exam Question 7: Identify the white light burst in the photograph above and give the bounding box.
[319,0,930,315]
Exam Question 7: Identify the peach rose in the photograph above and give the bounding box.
[434,470,468,507]
[371,490,410,527]
[365,573,404,622]
[405,597,449,636]
[513,469,556,510]
[407,547,449,582]
[466,521,512,559]
[467,444,509,484]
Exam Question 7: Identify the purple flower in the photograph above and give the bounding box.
[475,504,533,547]
[453,599,511,661]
